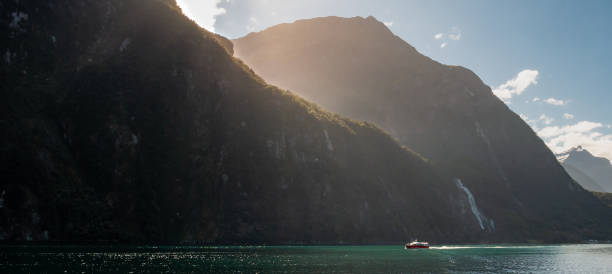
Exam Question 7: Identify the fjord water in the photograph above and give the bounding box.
[2,245,611,273]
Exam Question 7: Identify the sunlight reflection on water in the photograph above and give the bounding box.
[1,244,611,273]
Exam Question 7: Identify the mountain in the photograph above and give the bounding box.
[557,147,612,193]
[0,0,499,244]
[2,1,610,244]
[593,192,612,208]
[233,16,612,242]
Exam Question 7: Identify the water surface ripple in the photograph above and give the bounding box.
[1,244,611,273]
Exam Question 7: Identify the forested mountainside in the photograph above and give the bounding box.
[233,16,612,242]
[0,0,494,243]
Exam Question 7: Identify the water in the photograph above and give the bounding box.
[1,244,611,273]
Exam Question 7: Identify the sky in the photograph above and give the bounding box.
[176,0,612,161]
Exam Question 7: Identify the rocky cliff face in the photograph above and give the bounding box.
[0,0,490,243]
[233,16,612,242]
[557,147,612,193]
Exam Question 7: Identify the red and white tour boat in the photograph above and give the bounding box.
[405,240,430,249]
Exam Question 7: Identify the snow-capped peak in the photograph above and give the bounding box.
[556,146,584,162]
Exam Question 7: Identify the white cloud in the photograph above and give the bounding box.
[449,33,461,40]
[563,113,574,119]
[384,21,393,27]
[523,113,558,132]
[532,97,540,102]
[536,121,612,161]
[434,27,461,48]
[537,121,601,138]
[544,98,566,106]
[246,16,259,31]
[448,26,461,40]
[521,113,612,162]
[176,0,226,33]
[538,114,554,125]
[492,69,539,101]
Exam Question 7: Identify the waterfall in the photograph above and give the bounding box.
[455,178,491,231]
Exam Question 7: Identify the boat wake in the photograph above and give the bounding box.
[430,246,538,250]
[430,246,478,250]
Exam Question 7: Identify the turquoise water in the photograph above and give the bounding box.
[1,244,611,273]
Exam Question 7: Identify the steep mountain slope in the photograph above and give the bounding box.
[593,192,612,208]
[561,164,605,193]
[557,147,612,193]
[233,16,612,241]
[0,0,490,243]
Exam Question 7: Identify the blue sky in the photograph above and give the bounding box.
[177,0,612,161]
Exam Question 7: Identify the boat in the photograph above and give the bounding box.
[405,240,430,249]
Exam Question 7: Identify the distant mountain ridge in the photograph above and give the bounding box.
[233,16,612,241]
[557,146,612,193]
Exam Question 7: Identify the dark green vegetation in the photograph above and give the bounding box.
[0,0,493,243]
[233,16,612,242]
